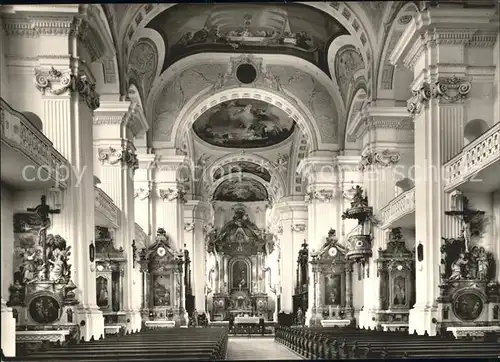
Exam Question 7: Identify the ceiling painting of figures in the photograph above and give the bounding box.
[213,177,268,202]
[146,3,348,76]
[213,161,272,182]
[192,99,295,148]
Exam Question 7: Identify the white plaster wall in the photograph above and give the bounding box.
[492,190,500,282]
[351,265,364,323]
[494,33,500,125]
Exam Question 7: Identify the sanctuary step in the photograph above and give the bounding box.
[6,327,228,362]
[276,326,500,359]
[226,337,302,360]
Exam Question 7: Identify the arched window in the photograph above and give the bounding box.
[394,178,415,197]
[464,119,489,145]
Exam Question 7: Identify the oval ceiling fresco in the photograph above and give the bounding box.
[192,99,296,148]
[213,177,268,202]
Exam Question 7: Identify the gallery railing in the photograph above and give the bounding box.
[379,187,415,229]
[0,97,68,188]
[444,122,499,191]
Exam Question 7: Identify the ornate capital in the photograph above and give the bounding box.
[34,67,73,95]
[291,223,306,233]
[97,146,138,169]
[158,188,186,203]
[184,222,194,232]
[305,188,336,203]
[432,76,471,103]
[34,68,100,110]
[407,83,431,116]
[358,149,401,171]
[134,187,150,200]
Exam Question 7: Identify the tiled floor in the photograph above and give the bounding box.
[225,337,303,360]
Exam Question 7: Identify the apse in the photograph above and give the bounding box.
[213,177,268,202]
[192,98,296,148]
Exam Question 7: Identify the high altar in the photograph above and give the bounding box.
[205,207,276,321]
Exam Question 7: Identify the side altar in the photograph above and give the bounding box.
[138,228,188,327]
[206,207,277,321]
[8,196,80,352]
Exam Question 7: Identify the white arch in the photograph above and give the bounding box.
[171,87,320,152]
[345,88,367,147]
[211,173,275,202]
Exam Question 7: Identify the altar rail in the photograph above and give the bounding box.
[444,122,500,192]
[95,186,120,228]
[275,326,500,359]
[379,187,415,229]
[0,97,68,188]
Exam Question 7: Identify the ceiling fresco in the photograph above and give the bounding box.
[213,161,272,183]
[146,3,347,76]
[213,177,268,202]
[192,99,296,148]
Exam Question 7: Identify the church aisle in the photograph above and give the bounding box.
[225,337,303,360]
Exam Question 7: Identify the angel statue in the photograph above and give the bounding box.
[318,229,346,256]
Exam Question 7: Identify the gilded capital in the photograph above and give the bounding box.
[358,149,400,171]
[134,187,150,200]
[158,187,187,203]
[432,76,471,103]
[304,188,336,203]
[407,83,431,116]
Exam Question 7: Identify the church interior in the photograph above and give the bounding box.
[1,1,500,360]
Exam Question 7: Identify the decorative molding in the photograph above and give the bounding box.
[134,223,148,248]
[358,149,401,171]
[97,146,138,169]
[94,186,119,228]
[184,222,194,232]
[269,221,283,235]
[291,223,306,233]
[34,67,100,110]
[432,76,471,103]
[305,188,336,203]
[407,83,431,116]
[2,16,81,38]
[158,187,187,203]
[134,187,150,200]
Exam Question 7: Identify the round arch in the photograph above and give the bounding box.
[344,87,367,148]
[464,119,490,144]
[204,152,287,200]
[171,87,321,152]
[210,173,275,203]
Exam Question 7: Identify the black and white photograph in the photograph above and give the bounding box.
[0,1,499,361]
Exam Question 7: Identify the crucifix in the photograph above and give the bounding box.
[27,195,61,280]
[445,195,484,253]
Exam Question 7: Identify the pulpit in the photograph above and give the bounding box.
[94,226,127,332]
[138,228,187,327]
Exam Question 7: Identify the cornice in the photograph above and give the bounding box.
[296,155,336,176]
[390,9,499,69]
[346,106,413,142]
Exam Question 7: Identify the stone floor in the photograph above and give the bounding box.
[225,337,303,360]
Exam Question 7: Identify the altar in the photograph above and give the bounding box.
[205,207,277,321]
[235,316,260,324]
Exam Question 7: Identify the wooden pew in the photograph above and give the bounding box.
[275,326,500,359]
[6,327,229,362]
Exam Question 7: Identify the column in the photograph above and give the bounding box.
[94,100,142,333]
[154,157,187,250]
[298,156,339,326]
[32,15,104,340]
[273,200,308,315]
[345,261,354,315]
[184,200,208,312]
[390,7,496,335]
[135,153,156,244]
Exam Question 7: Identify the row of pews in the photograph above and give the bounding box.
[275,326,500,359]
[4,327,228,362]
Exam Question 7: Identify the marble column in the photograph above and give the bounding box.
[298,156,339,326]
[33,43,103,339]
[94,100,142,333]
[389,8,497,334]
[273,200,307,314]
